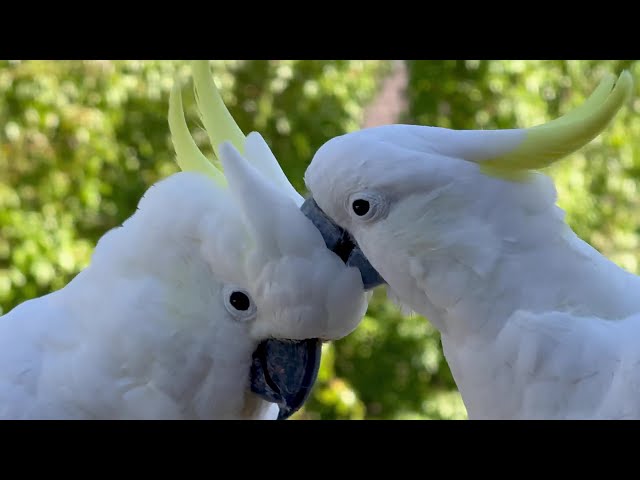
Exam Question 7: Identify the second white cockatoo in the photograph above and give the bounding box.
[301,70,640,419]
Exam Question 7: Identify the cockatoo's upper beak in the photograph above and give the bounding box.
[301,197,386,290]
[249,338,322,420]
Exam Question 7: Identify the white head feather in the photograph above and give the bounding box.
[0,61,368,420]
[305,71,635,332]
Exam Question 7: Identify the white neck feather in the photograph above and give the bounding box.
[382,173,640,418]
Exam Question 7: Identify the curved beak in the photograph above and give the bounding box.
[301,197,386,290]
[249,338,322,420]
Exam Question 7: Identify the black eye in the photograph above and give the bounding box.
[229,291,251,311]
[352,199,370,216]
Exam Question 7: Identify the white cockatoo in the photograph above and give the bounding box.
[0,61,369,420]
[301,70,640,419]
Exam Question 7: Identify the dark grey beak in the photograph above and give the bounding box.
[249,338,322,420]
[301,197,386,290]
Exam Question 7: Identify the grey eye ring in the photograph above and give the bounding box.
[347,191,387,223]
[223,285,257,322]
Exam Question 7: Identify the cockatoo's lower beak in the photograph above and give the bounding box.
[301,197,386,290]
[249,338,322,420]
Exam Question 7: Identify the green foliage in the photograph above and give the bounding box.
[0,60,389,315]
[2,60,638,420]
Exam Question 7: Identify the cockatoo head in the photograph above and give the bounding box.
[161,62,369,418]
[302,71,633,317]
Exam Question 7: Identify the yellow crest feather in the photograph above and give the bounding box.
[481,70,633,176]
[191,61,247,159]
[168,61,251,187]
[168,81,226,186]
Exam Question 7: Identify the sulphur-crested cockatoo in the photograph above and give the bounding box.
[0,61,369,420]
[301,70,640,419]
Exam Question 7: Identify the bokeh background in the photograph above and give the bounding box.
[1,60,639,419]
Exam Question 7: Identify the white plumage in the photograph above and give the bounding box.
[0,62,368,419]
[304,70,640,419]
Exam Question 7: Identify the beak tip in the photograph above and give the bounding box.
[346,248,386,290]
[277,406,293,420]
[301,197,386,291]
[249,338,322,420]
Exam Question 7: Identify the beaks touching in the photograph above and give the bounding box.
[301,197,386,290]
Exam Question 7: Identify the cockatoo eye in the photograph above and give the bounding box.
[230,291,251,311]
[347,191,388,223]
[223,285,257,322]
[352,199,370,216]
